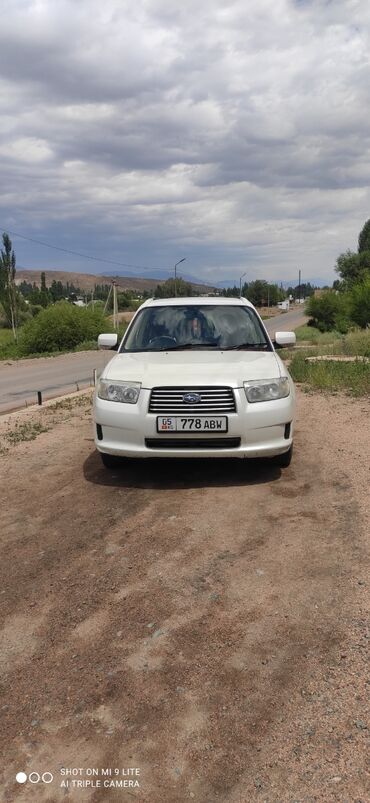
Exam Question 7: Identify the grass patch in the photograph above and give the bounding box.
[294,325,342,345]
[289,353,370,396]
[73,339,98,352]
[46,394,92,413]
[332,329,370,358]
[284,328,370,395]
[4,420,50,446]
[282,326,370,363]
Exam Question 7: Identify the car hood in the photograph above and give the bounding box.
[102,350,283,388]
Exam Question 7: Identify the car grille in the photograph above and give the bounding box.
[148,386,236,415]
[145,438,241,450]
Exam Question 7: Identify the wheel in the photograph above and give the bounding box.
[100,452,123,469]
[273,445,293,468]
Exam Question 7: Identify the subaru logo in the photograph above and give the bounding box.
[183,392,201,404]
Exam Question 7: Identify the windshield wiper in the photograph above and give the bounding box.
[223,342,269,351]
[159,342,220,350]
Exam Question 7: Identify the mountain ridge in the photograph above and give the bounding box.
[15,269,216,294]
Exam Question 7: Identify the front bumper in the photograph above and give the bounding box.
[93,387,295,459]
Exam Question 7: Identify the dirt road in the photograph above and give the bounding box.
[0,389,368,802]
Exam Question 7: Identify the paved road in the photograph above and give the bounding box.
[264,306,308,334]
[0,351,112,414]
[0,307,307,413]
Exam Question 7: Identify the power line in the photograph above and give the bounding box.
[1,227,173,273]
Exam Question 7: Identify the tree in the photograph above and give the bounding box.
[40,271,50,307]
[19,280,34,298]
[358,219,370,253]
[348,275,370,328]
[50,280,65,302]
[335,249,370,288]
[0,233,19,340]
[335,219,370,288]
[154,278,193,298]
[332,279,344,292]
[221,281,285,304]
[117,290,135,310]
[94,283,111,301]
[246,280,265,306]
[295,282,315,298]
[305,291,350,332]
[266,283,285,305]
[221,285,239,298]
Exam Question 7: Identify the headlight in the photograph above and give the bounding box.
[244,377,290,403]
[98,379,141,404]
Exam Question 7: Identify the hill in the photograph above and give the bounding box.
[15,269,215,294]
[101,269,216,287]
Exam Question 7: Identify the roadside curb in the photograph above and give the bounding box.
[0,349,100,370]
[0,387,94,423]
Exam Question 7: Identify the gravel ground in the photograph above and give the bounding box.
[0,388,368,803]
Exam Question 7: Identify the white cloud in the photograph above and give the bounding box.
[0,0,370,282]
[0,137,53,163]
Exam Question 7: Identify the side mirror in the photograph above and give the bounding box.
[98,333,118,350]
[274,331,296,348]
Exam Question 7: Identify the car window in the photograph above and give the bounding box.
[121,305,271,351]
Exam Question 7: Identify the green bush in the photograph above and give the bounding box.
[348,275,370,328]
[18,308,35,325]
[0,328,20,359]
[305,292,351,332]
[334,328,370,358]
[117,292,132,310]
[29,303,43,317]
[19,302,114,354]
[129,299,142,312]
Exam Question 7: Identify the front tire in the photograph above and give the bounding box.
[100,452,123,469]
[273,445,293,468]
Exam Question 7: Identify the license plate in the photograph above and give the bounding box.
[157,416,228,433]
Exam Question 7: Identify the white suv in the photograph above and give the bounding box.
[93,297,296,468]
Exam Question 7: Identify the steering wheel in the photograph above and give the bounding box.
[148,335,177,348]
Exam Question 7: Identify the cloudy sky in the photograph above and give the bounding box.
[1,0,370,285]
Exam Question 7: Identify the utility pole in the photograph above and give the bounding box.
[174,258,186,297]
[298,269,301,304]
[112,282,118,329]
[239,272,247,298]
[103,284,112,314]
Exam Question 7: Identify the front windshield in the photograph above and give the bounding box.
[120,304,271,352]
